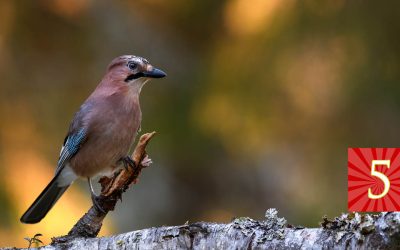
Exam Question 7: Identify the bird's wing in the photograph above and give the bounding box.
[55,128,86,175]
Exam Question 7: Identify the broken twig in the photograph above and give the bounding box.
[52,132,156,243]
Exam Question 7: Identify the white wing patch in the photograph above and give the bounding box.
[56,164,78,187]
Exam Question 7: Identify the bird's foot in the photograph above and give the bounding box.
[91,193,107,214]
[140,154,152,168]
[120,156,136,170]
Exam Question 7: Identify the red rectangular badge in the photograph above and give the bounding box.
[348,148,400,212]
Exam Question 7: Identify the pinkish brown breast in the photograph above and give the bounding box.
[69,88,141,177]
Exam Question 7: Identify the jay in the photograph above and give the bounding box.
[20,55,166,224]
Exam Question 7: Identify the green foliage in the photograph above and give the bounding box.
[24,233,43,248]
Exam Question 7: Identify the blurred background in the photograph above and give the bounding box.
[0,0,399,247]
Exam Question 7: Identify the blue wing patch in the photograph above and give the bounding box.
[55,128,86,175]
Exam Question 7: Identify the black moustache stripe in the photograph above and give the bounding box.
[124,72,144,82]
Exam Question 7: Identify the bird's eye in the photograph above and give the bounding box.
[128,62,137,70]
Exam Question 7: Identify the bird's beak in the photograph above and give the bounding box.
[143,67,167,78]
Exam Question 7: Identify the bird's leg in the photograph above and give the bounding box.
[88,177,106,214]
[119,156,136,170]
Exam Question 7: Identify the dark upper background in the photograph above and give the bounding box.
[0,0,399,247]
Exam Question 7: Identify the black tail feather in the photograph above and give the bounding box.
[20,174,70,224]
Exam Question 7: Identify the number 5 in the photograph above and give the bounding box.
[368,160,391,199]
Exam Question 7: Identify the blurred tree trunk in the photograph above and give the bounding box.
[3,209,400,249]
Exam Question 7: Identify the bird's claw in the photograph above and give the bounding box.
[120,156,136,170]
[91,193,107,214]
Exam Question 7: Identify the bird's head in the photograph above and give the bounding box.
[106,55,166,88]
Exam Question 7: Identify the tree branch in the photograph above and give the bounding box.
[51,132,156,244]
[4,209,400,249]
[3,132,400,249]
